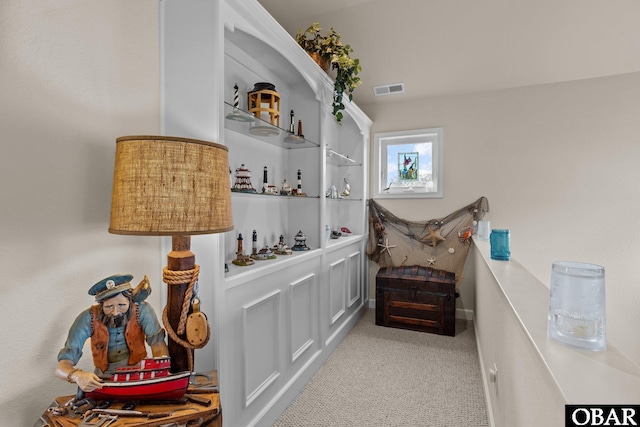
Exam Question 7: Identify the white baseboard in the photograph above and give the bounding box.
[456,308,474,321]
[368,299,475,321]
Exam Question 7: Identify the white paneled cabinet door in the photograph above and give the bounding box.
[324,242,366,349]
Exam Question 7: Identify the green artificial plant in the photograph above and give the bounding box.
[295,23,361,123]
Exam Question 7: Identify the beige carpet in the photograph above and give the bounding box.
[273,309,489,427]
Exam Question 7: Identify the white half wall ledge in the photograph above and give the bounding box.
[473,237,640,405]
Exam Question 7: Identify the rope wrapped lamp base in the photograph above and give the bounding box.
[162,265,211,372]
[163,266,201,336]
[163,236,211,373]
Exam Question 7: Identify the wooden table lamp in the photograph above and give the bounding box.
[109,135,233,373]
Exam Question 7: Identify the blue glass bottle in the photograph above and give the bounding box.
[490,229,510,260]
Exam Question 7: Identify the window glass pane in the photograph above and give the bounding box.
[374,128,443,198]
[386,142,432,187]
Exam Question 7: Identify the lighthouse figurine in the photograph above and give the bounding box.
[284,109,304,143]
[225,83,255,122]
[292,169,306,197]
[232,233,254,266]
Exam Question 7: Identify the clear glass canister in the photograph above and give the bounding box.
[490,229,510,260]
[477,220,491,241]
[547,261,606,351]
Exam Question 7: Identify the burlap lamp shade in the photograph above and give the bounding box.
[109,135,233,235]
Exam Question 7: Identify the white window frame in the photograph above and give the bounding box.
[373,127,443,199]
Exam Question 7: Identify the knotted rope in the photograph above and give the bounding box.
[161,265,211,371]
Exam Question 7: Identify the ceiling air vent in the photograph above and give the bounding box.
[373,82,405,97]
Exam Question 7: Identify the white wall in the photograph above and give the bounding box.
[0,1,162,425]
[2,1,640,425]
[365,71,640,366]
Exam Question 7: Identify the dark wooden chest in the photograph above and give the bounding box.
[376,265,457,336]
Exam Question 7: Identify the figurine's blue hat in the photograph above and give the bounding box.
[89,274,133,302]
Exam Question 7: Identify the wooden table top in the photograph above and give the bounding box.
[35,371,221,427]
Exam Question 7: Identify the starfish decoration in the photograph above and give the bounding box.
[377,237,397,255]
[422,225,446,247]
[427,258,436,266]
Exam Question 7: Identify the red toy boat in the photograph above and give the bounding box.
[86,357,191,401]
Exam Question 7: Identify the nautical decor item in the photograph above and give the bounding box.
[273,234,293,255]
[375,266,457,336]
[328,185,338,198]
[261,167,267,193]
[251,230,258,257]
[262,166,279,195]
[232,83,239,109]
[457,226,473,244]
[85,357,191,401]
[422,225,446,247]
[264,184,278,194]
[232,233,254,266]
[54,274,173,396]
[253,246,277,260]
[284,109,305,143]
[281,179,292,196]
[340,177,351,198]
[377,237,397,254]
[292,169,307,196]
[291,230,310,251]
[250,230,277,260]
[248,82,280,133]
[186,297,209,347]
[232,164,257,193]
[368,197,490,287]
[226,83,255,122]
[289,110,295,133]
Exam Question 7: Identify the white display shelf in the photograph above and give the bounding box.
[325,196,363,201]
[231,191,320,199]
[325,233,366,250]
[224,247,322,285]
[326,148,361,166]
[225,102,319,149]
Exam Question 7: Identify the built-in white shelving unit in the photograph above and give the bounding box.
[161,1,372,426]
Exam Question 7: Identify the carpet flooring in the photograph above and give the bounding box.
[273,309,489,427]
